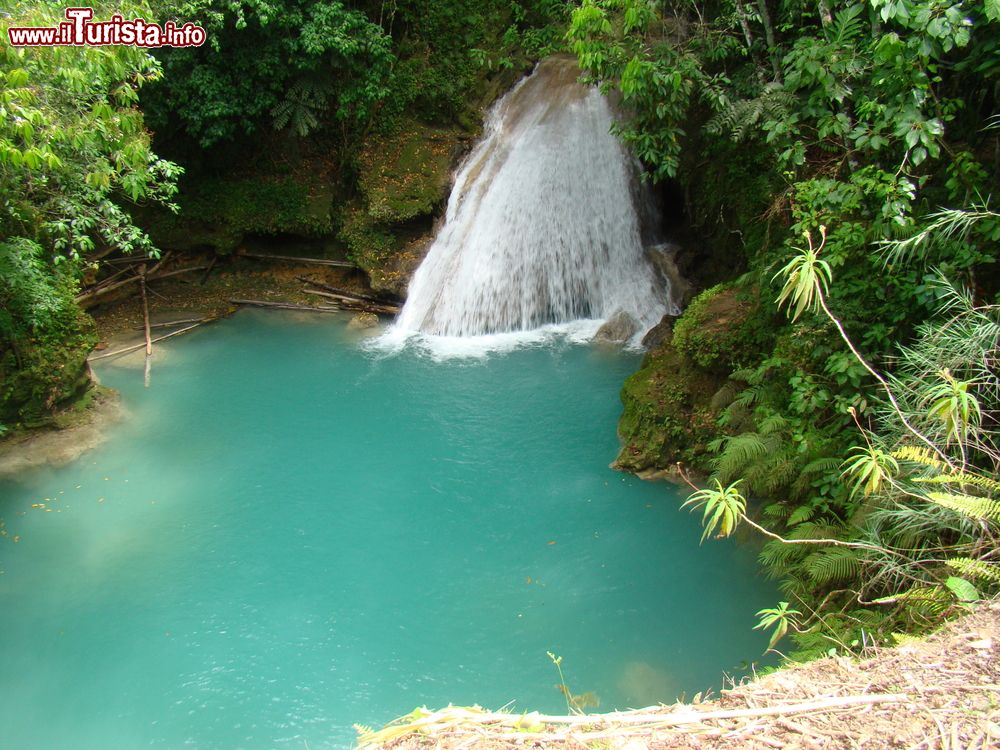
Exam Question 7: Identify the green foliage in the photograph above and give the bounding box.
[583,0,999,655]
[773,231,833,322]
[682,479,746,542]
[1,3,179,422]
[843,444,899,498]
[146,0,394,145]
[753,601,801,651]
[148,0,569,146]
[802,547,862,586]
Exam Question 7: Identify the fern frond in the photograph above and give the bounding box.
[945,557,1000,583]
[847,608,887,628]
[744,451,796,496]
[779,574,810,598]
[732,384,766,409]
[827,3,864,46]
[759,538,800,567]
[926,491,1000,521]
[914,471,1000,493]
[705,84,796,142]
[875,585,950,614]
[712,432,769,482]
[759,414,789,435]
[804,547,862,585]
[763,502,793,519]
[710,381,741,410]
[729,367,758,383]
[801,457,842,476]
[787,504,815,526]
[892,446,947,471]
[788,521,845,541]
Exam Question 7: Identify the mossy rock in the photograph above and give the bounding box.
[0,309,98,427]
[614,332,725,472]
[357,121,467,224]
[672,283,773,372]
[615,284,777,473]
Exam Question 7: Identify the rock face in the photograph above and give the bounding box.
[340,121,471,296]
[646,243,694,309]
[595,310,640,344]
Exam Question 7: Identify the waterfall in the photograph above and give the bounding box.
[387,56,674,353]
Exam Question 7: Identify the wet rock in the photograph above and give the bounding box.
[641,315,675,349]
[347,312,380,331]
[595,310,639,344]
[647,242,694,309]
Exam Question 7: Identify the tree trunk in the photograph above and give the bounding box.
[756,0,782,82]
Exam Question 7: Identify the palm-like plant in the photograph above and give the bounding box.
[754,601,802,650]
[773,228,832,322]
[681,479,746,542]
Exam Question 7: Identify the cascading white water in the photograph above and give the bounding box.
[390,56,672,349]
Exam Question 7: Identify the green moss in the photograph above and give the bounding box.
[338,120,469,290]
[672,283,773,372]
[0,308,98,427]
[615,284,777,473]
[356,120,465,224]
[338,202,401,283]
[615,333,725,472]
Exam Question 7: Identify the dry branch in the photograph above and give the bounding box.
[133,318,207,330]
[89,321,209,361]
[297,276,388,304]
[356,694,910,749]
[76,263,207,307]
[228,299,342,313]
[301,289,400,314]
[238,251,355,268]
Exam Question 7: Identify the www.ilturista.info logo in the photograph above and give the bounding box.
[7,7,206,48]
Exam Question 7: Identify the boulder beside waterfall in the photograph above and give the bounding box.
[595,311,640,344]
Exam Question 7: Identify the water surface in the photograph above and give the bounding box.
[0,311,775,749]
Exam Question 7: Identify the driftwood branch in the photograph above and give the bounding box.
[297,276,389,304]
[133,318,207,331]
[139,265,153,386]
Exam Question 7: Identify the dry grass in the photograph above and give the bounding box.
[356,602,999,750]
